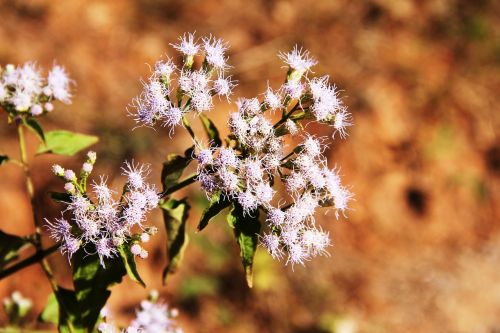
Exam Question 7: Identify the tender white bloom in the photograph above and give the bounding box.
[161,105,183,129]
[266,208,285,227]
[213,75,236,99]
[264,86,281,110]
[47,64,72,103]
[279,46,317,75]
[261,233,283,260]
[122,161,150,189]
[333,107,352,139]
[154,58,176,79]
[64,169,76,181]
[171,32,199,56]
[237,191,258,215]
[202,36,229,70]
[285,119,299,135]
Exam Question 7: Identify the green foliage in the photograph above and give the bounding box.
[0,230,31,271]
[199,114,222,147]
[53,248,127,332]
[118,243,145,287]
[38,293,58,325]
[161,146,194,194]
[179,276,219,300]
[49,191,73,204]
[23,118,45,142]
[197,191,231,231]
[37,130,98,156]
[161,198,190,283]
[227,203,261,288]
[0,155,8,165]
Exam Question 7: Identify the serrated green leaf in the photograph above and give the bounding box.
[161,198,190,283]
[37,130,98,156]
[197,191,231,231]
[24,118,45,142]
[161,153,192,194]
[38,293,58,325]
[227,203,261,288]
[118,243,145,287]
[0,230,31,270]
[199,114,222,147]
[49,191,72,204]
[0,155,9,165]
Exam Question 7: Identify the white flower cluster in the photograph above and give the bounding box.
[195,45,353,266]
[130,32,235,131]
[0,62,72,116]
[46,152,159,266]
[98,293,182,333]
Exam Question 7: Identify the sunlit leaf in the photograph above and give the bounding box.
[161,198,190,283]
[197,191,231,231]
[37,130,98,156]
[199,114,222,147]
[118,243,145,287]
[227,203,261,288]
[0,230,31,271]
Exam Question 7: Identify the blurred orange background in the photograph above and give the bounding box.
[0,0,499,332]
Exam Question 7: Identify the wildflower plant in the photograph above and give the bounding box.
[0,33,353,333]
[130,33,353,286]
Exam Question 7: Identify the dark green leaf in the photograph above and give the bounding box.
[161,153,192,194]
[118,243,145,287]
[54,286,82,333]
[37,130,98,156]
[227,203,261,288]
[50,191,72,204]
[70,247,126,331]
[0,155,9,165]
[0,230,31,270]
[197,191,231,231]
[38,293,58,325]
[24,118,45,142]
[160,198,190,283]
[199,114,222,147]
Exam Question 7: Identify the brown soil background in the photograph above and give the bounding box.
[0,0,499,332]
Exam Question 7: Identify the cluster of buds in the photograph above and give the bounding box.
[98,291,183,333]
[46,152,159,266]
[2,291,32,326]
[0,62,72,117]
[129,32,235,131]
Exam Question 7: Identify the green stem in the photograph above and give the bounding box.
[0,244,60,280]
[16,122,58,291]
[274,102,302,129]
[182,116,201,146]
[161,173,197,198]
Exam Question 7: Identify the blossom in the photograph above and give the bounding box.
[202,35,229,70]
[47,64,72,103]
[279,46,317,75]
[170,32,199,57]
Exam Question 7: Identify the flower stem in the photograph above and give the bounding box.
[160,173,197,198]
[0,244,60,280]
[16,122,57,291]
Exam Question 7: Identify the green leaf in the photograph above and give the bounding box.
[70,248,126,331]
[0,155,9,165]
[38,293,58,325]
[197,191,231,231]
[160,198,190,283]
[0,230,31,271]
[118,243,145,287]
[49,191,72,204]
[37,130,98,156]
[227,203,261,288]
[24,118,45,142]
[199,114,222,147]
[54,286,82,333]
[161,152,192,194]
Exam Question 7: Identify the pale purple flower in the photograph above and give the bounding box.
[261,233,283,260]
[279,46,317,75]
[30,104,43,116]
[171,32,199,57]
[47,64,72,103]
[202,36,229,70]
[122,161,150,189]
[264,86,281,110]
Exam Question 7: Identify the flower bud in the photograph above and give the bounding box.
[82,162,93,174]
[139,249,148,259]
[140,233,150,243]
[87,151,97,163]
[52,164,65,176]
[44,102,54,112]
[64,182,75,194]
[131,244,142,256]
[30,104,43,116]
[43,86,53,96]
[64,169,76,181]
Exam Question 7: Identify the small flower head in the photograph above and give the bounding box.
[202,35,229,70]
[47,64,72,103]
[171,32,199,57]
[279,46,317,77]
[122,161,150,189]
